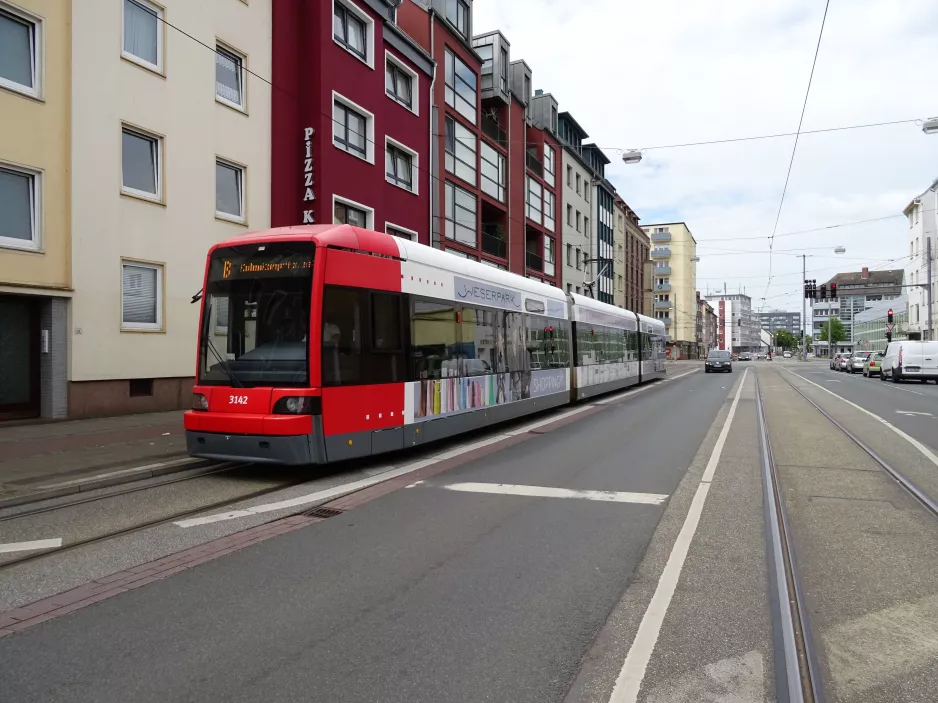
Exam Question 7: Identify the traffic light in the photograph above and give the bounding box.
[820,284,827,300]
[804,280,810,299]
[830,283,837,299]
[887,309,894,323]
[886,308,894,343]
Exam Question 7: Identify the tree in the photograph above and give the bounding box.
[805,335,813,347]
[774,329,798,350]
[819,317,847,345]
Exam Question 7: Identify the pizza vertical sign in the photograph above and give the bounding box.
[302,127,315,223]
[718,300,725,350]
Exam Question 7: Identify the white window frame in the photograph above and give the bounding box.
[526,176,542,224]
[444,115,477,187]
[215,157,245,223]
[121,0,164,74]
[386,222,418,241]
[385,135,419,195]
[120,124,163,202]
[0,2,42,99]
[543,146,555,188]
[543,189,555,232]
[0,161,41,252]
[384,51,418,115]
[332,0,374,69]
[444,48,477,125]
[120,259,164,332]
[444,180,477,247]
[332,193,374,229]
[480,141,505,202]
[332,91,375,164]
[215,42,246,112]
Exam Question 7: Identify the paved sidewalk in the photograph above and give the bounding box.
[0,411,192,505]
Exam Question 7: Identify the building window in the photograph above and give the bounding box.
[575,211,581,232]
[332,94,373,162]
[385,54,416,112]
[543,146,555,188]
[445,49,477,124]
[480,141,505,202]
[618,275,624,292]
[121,126,161,201]
[122,0,162,73]
[445,0,469,38]
[584,184,590,202]
[445,181,476,246]
[121,261,163,331]
[566,165,572,187]
[445,115,477,186]
[334,196,372,228]
[387,224,417,241]
[0,3,41,98]
[566,204,572,226]
[215,159,244,222]
[499,46,508,93]
[333,1,367,62]
[543,190,554,232]
[215,45,245,110]
[575,173,580,194]
[544,237,555,277]
[566,243,572,266]
[584,216,589,233]
[386,139,416,193]
[0,163,40,251]
[526,177,542,224]
[575,247,581,270]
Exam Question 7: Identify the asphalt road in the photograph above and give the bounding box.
[0,369,739,703]
[782,362,938,453]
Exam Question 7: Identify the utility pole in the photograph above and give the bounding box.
[802,254,807,360]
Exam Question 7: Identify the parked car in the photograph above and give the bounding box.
[881,341,938,383]
[863,351,884,377]
[705,350,733,373]
[830,353,843,370]
[783,351,792,358]
[837,355,850,371]
[847,351,873,374]
[739,352,752,361]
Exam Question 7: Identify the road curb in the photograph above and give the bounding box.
[0,457,212,511]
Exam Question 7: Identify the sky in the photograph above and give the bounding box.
[474,0,938,316]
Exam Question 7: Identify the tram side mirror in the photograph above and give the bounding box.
[191,289,203,304]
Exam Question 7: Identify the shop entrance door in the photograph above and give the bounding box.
[0,296,41,420]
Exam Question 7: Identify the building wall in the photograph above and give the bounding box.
[0,0,71,292]
[625,219,649,315]
[68,0,272,415]
[560,148,590,294]
[905,186,937,339]
[646,222,696,346]
[758,311,801,335]
[613,199,626,308]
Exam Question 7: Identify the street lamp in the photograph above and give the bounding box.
[621,149,643,164]
[923,117,938,135]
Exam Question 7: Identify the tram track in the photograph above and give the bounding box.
[757,366,938,702]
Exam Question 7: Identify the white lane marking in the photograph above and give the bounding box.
[177,373,697,528]
[438,482,668,505]
[897,410,933,417]
[785,369,938,469]
[0,538,62,554]
[593,368,698,405]
[825,380,842,383]
[608,368,750,703]
[824,592,938,698]
[886,384,925,396]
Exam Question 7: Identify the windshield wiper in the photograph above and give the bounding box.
[205,336,243,388]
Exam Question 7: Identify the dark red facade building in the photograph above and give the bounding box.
[271,0,434,241]
[397,0,561,286]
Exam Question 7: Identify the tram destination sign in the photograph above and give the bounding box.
[209,252,313,282]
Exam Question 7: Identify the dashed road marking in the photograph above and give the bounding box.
[434,482,668,505]
[0,538,62,554]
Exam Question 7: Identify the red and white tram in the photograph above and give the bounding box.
[184,225,667,465]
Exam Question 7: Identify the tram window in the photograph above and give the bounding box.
[503,311,526,373]
[526,316,570,369]
[625,329,638,361]
[322,287,362,386]
[412,299,459,380]
[459,307,496,376]
[369,292,404,384]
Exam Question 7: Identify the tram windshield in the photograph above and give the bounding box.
[198,242,314,387]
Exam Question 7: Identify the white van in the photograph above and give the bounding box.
[881,341,938,383]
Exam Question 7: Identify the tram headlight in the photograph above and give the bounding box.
[273,396,320,415]
[192,393,209,411]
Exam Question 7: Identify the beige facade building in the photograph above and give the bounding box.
[1,0,271,419]
[643,222,697,357]
[613,195,649,314]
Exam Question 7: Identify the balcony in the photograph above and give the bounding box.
[651,231,671,243]
[654,265,671,275]
[481,230,507,258]
[525,147,543,178]
[655,299,672,310]
[660,316,672,326]
[526,250,543,272]
[482,114,507,148]
[650,248,671,259]
[655,283,671,292]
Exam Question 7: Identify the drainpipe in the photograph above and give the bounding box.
[428,9,436,247]
[506,99,511,272]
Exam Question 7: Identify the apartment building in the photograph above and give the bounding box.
[903,178,937,341]
[558,112,592,296]
[271,0,433,241]
[703,293,759,353]
[644,222,697,356]
[758,310,801,336]
[814,269,903,349]
[0,0,71,420]
[613,195,649,314]
[396,0,561,286]
[697,295,718,353]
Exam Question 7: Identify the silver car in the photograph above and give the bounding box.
[847,351,872,374]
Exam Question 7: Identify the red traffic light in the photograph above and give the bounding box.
[830,283,838,299]
[887,309,894,323]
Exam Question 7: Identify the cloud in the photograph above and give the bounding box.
[474,0,938,311]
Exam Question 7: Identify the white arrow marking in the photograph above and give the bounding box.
[896,410,933,417]
[0,538,62,554]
